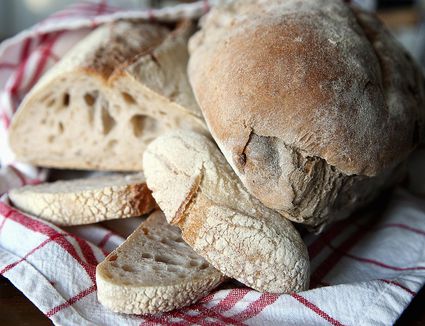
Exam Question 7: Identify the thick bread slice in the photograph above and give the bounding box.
[143,130,309,293]
[96,210,225,314]
[9,173,156,225]
[9,20,206,171]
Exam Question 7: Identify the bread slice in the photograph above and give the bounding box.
[143,130,309,293]
[96,210,225,314]
[9,20,206,171]
[9,173,156,225]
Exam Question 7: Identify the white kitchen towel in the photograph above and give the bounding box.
[0,1,424,325]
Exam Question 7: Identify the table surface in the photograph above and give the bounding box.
[0,275,424,325]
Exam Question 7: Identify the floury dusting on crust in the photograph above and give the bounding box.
[188,0,425,229]
[143,130,310,293]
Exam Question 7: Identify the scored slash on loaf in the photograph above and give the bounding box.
[96,210,226,314]
[8,19,206,171]
[9,173,156,225]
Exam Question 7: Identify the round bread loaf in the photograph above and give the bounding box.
[188,0,425,229]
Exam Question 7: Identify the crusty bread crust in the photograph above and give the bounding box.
[143,130,310,293]
[188,0,425,227]
[9,20,206,171]
[9,173,156,225]
[96,211,225,314]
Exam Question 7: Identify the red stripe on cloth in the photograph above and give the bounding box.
[308,218,353,260]
[0,208,12,233]
[377,223,425,236]
[213,288,251,312]
[139,315,173,326]
[174,288,251,325]
[97,231,113,249]
[44,3,118,20]
[8,164,26,186]
[69,234,99,265]
[26,32,63,93]
[0,112,11,129]
[230,292,280,323]
[0,218,7,234]
[0,62,18,70]
[203,0,210,13]
[0,203,97,283]
[330,247,425,271]
[95,0,108,15]
[147,8,156,22]
[381,279,416,296]
[10,37,33,97]
[310,216,380,288]
[0,233,66,275]
[291,293,344,326]
[162,289,250,326]
[45,284,97,317]
[183,305,244,326]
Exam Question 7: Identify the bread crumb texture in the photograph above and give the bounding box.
[96,211,225,314]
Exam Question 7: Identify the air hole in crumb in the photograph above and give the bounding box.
[106,140,117,150]
[46,98,56,107]
[130,115,146,137]
[141,227,149,235]
[122,92,136,105]
[84,92,97,106]
[188,261,199,267]
[178,274,186,279]
[58,122,64,134]
[167,266,178,273]
[122,265,134,272]
[100,106,115,135]
[63,93,70,107]
[110,262,118,268]
[160,238,170,245]
[174,237,184,243]
[141,253,152,259]
[130,115,158,138]
[154,255,170,264]
[109,254,118,261]
[159,111,166,116]
[146,233,160,241]
[47,135,55,143]
[199,262,209,270]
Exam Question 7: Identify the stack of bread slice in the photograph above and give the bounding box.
[7,0,425,316]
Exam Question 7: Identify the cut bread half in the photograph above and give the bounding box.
[9,20,206,171]
[96,210,225,314]
[143,130,310,293]
[9,173,156,225]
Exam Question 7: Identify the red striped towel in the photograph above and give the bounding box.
[0,1,424,325]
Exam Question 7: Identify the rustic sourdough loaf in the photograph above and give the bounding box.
[9,20,206,171]
[143,130,309,293]
[188,0,425,229]
[96,210,225,314]
[9,173,156,225]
